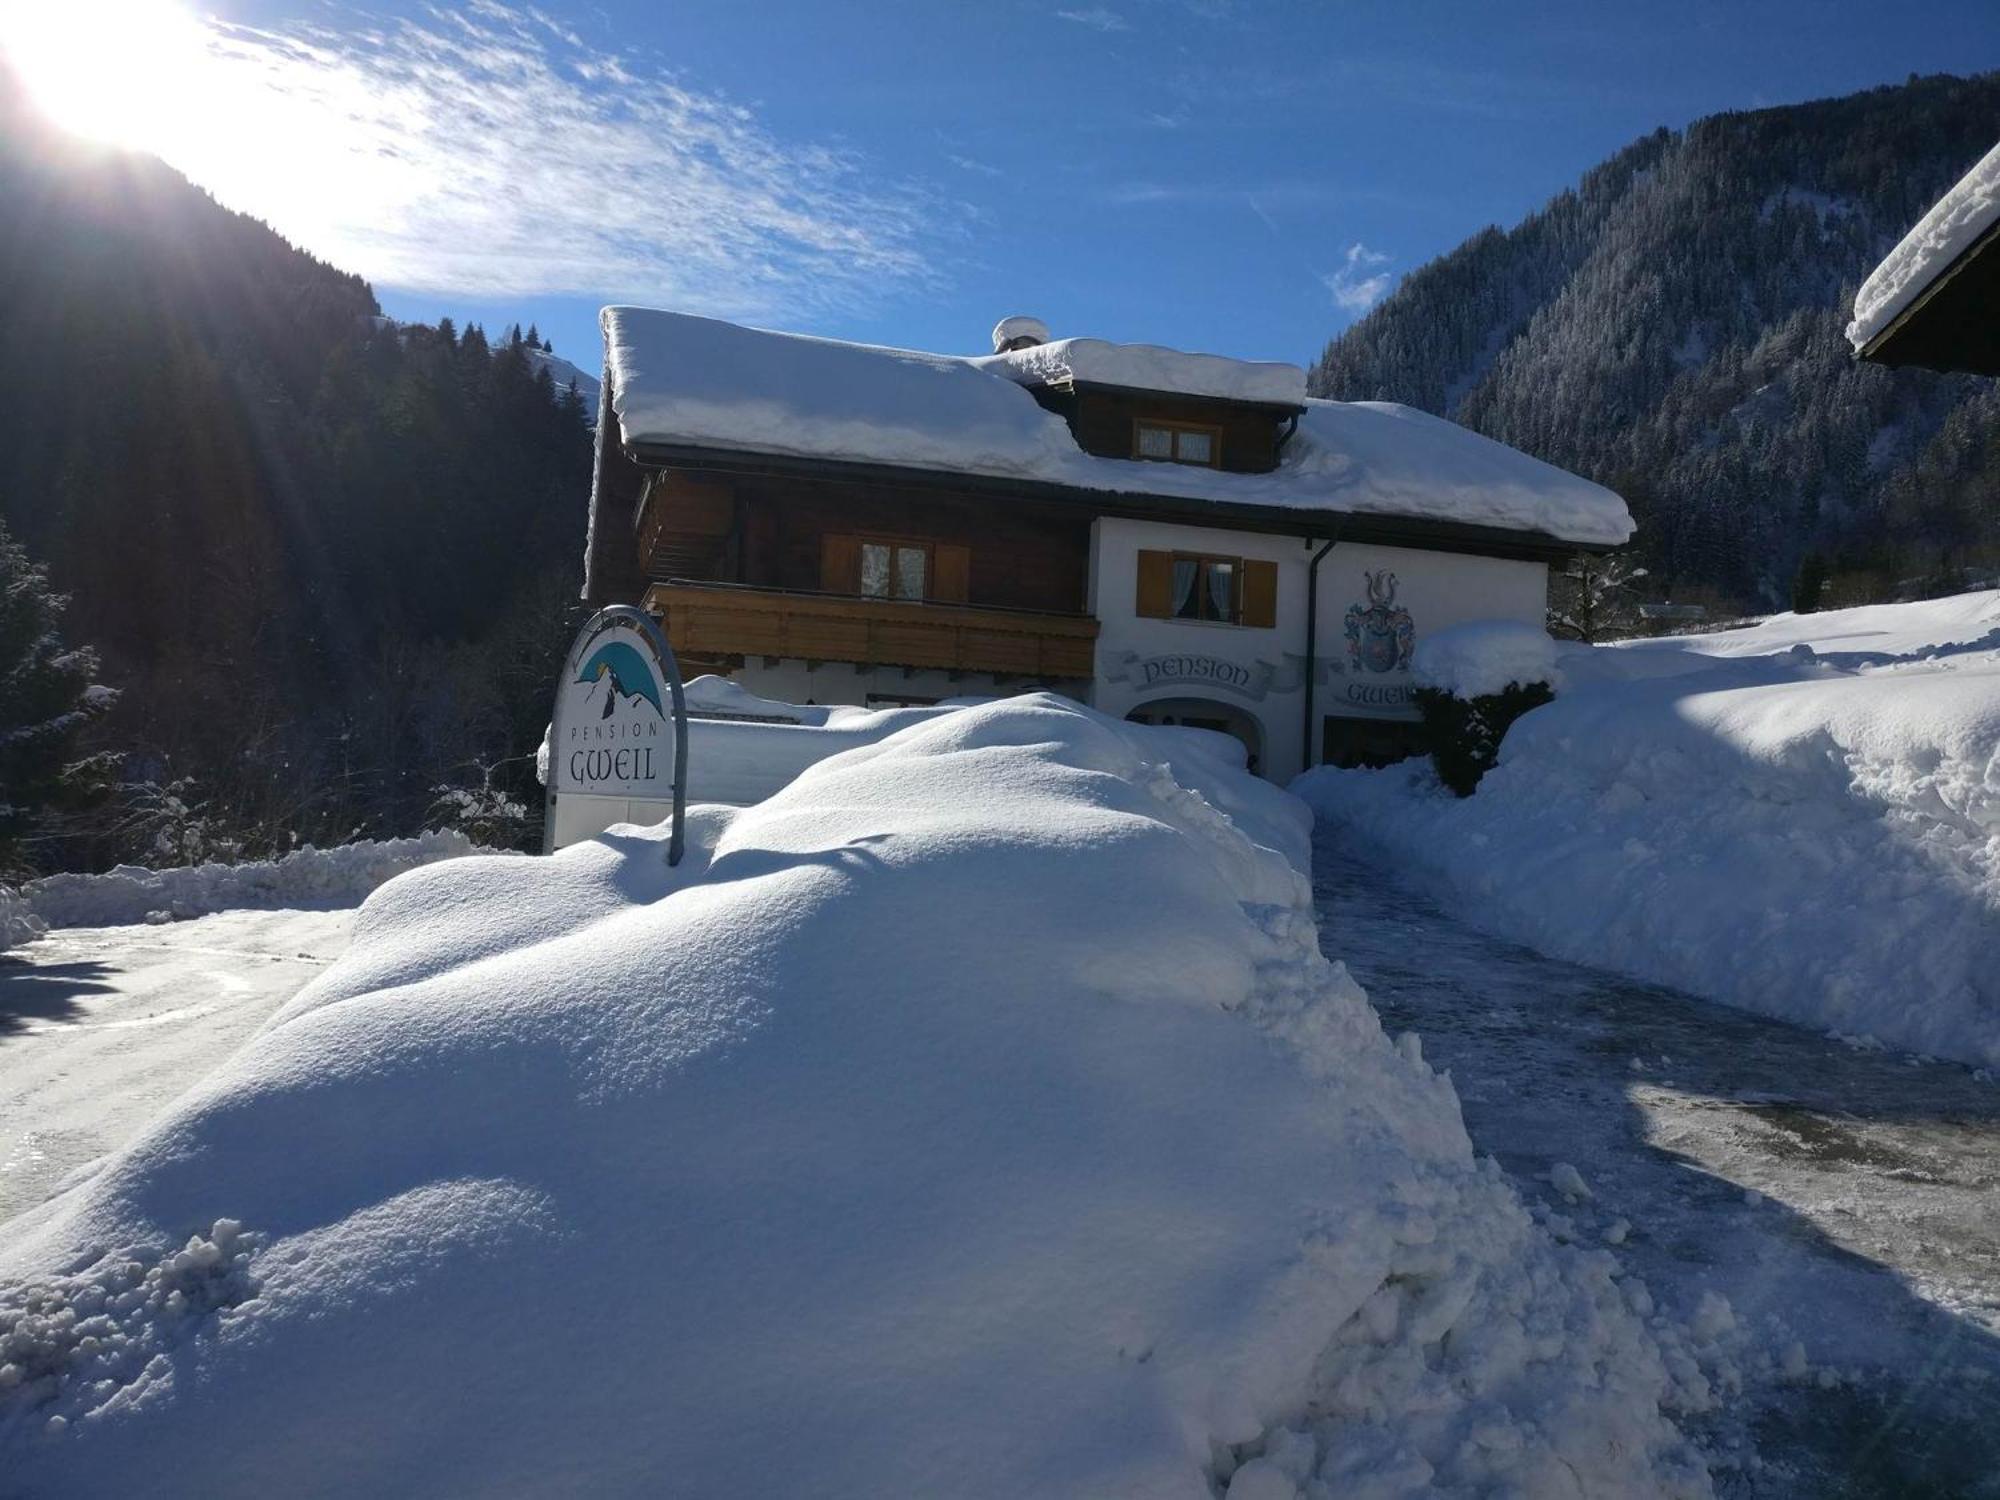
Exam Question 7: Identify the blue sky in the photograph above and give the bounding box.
[11,0,1999,371]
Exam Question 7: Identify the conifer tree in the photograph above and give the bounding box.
[0,523,119,871]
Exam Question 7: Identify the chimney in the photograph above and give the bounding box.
[991,315,1050,354]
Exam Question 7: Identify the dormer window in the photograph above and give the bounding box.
[1133,419,1220,467]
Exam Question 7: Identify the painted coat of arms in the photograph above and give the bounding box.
[1344,570,1415,673]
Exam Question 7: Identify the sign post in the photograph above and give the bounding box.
[545,605,690,864]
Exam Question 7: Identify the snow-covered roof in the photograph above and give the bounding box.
[987,336,1307,406]
[1848,138,2000,352]
[602,307,1634,547]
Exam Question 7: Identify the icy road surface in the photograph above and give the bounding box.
[1313,826,2000,1498]
[0,909,351,1224]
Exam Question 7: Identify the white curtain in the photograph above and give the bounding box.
[1207,562,1233,620]
[1171,559,1197,617]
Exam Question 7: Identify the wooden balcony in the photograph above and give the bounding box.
[642,580,1099,680]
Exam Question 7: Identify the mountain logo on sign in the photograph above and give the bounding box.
[1344,570,1415,674]
[577,641,665,720]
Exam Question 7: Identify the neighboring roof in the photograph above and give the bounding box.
[1848,138,2000,372]
[600,306,1635,547]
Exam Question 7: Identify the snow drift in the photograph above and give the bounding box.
[0,697,1708,1498]
[9,833,477,944]
[0,886,43,949]
[1297,591,2000,1066]
[1411,620,1563,699]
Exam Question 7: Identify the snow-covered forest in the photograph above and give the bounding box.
[1315,71,2000,613]
[0,83,591,876]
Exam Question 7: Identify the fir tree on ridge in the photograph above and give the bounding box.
[0,523,119,874]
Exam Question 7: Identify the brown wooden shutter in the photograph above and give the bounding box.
[932,544,970,603]
[1241,559,1278,628]
[1135,549,1173,618]
[820,533,859,593]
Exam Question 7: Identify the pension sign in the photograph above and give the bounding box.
[545,606,689,865]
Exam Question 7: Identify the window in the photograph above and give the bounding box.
[1134,549,1277,627]
[1172,555,1237,621]
[819,534,972,603]
[861,540,928,601]
[1133,419,1222,467]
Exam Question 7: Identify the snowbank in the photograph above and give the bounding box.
[536,677,983,808]
[601,307,1634,545]
[1297,592,2000,1066]
[0,697,1710,1498]
[14,833,477,938]
[0,887,45,949]
[1411,620,1563,699]
[1623,588,2000,662]
[1848,138,2000,350]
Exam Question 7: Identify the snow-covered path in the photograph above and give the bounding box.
[0,910,351,1225]
[1313,826,2000,1496]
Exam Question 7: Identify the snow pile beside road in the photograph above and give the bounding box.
[681,676,973,805]
[17,832,477,937]
[0,697,1710,1499]
[0,887,45,948]
[1297,591,2000,1066]
[1411,620,1562,699]
[538,676,980,808]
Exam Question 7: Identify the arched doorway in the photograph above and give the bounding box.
[1125,697,1265,776]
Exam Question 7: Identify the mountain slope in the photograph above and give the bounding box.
[0,71,592,862]
[1313,71,2000,608]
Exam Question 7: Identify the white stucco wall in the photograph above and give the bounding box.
[1089,517,1549,782]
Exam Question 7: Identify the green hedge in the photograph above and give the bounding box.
[1414,681,1555,797]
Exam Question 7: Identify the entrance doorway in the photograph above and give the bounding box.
[1126,698,1265,776]
[1320,714,1425,770]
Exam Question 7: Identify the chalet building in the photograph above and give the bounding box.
[583,308,1633,782]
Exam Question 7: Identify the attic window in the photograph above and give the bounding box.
[1133,420,1220,467]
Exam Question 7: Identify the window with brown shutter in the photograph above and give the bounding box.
[932,544,970,603]
[822,532,963,602]
[1136,548,1271,625]
[820,533,860,593]
[1240,559,1277,628]
[1135,549,1174,617]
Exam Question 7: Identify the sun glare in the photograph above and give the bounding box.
[3,0,214,151]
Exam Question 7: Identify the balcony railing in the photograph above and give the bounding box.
[642,580,1099,680]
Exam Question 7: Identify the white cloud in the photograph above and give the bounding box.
[1324,242,1394,314]
[1054,7,1130,33]
[19,2,939,319]
[946,153,1004,178]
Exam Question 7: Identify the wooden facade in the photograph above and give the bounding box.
[643,580,1099,679]
[637,472,1096,608]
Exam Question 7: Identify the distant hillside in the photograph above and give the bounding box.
[1312,71,2000,609]
[0,73,592,864]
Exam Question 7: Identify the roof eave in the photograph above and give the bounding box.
[618,437,1609,562]
[1856,212,2000,373]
